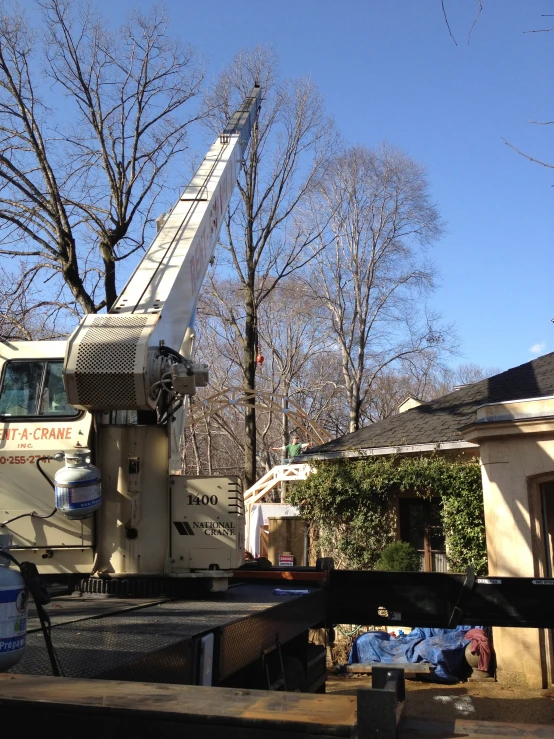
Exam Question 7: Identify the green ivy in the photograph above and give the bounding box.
[287,454,487,575]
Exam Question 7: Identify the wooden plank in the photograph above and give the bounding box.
[341,663,431,674]
[0,674,356,736]
[5,708,348,739]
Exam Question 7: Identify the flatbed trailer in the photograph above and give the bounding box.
[11,580,328,692]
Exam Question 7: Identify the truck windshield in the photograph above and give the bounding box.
[0,360,78,418]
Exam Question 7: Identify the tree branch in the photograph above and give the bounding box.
[501,137,554,169]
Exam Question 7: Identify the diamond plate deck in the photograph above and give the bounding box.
[11,584,326,684]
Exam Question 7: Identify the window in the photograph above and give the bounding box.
[0,360,78,418]
[540,482,554,579]
[399,497,447,572]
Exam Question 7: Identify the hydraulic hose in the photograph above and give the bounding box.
[0,457,57,527]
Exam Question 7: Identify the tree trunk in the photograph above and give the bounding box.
[281,384,290,449]
[244,285,257,488]
[342,362,361,434]
[348,382,361,433]
[205,418,213,476]
[280,386,289,502]
[191,426,201,476]
[101,243,118,311]
[62,260,96,315]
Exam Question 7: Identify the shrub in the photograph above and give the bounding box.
[374,540,421,571]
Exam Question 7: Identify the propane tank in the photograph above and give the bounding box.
[54,449,102,520]
[0,535,27,671]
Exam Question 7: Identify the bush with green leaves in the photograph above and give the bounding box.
[287,454,487,575]
[375,540,421,571]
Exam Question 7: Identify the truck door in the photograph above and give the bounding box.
[0,342,93,573]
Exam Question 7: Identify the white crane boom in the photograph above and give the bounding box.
[64,86,261,413]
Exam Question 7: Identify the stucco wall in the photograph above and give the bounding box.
[466,411,554,688]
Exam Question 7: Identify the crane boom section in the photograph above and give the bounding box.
[64,86,261,412]
[113,137,235,345]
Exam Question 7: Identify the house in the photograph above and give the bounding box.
[302,352,554,687]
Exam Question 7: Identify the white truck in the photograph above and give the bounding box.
[0,86,262,591]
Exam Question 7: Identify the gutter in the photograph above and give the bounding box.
[294,439,478,462]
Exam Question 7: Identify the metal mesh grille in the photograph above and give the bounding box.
[75,315,148,407]
[97,638,194,684]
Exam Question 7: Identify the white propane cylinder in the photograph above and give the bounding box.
[54,449,102,520]
[0,535,28,671]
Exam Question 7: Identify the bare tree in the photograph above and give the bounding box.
[428,361,503,397]
[364,353,443,423]
[0,0,203,317]
[256,280,333,454]
[300,351,350,438]
[366,358,502,422]
[306,143,451,433]
[187,276,339,480]
[203,47,336,487]
[190,280,248,476]
[0,262,71,340]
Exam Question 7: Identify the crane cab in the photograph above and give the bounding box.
[0,341,94,573]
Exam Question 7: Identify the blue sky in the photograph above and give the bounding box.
[110,0,553,373]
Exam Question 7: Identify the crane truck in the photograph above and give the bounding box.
[0,88,263,589]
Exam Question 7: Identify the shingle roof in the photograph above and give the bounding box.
[312,352,554,454]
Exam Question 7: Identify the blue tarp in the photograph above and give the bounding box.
[348,626,477,681]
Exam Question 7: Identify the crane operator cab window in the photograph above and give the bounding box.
[0,360,78,418]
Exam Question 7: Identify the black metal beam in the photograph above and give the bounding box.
[327,571,554,629]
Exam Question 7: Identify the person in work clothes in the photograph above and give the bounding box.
[272,436,311,463]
